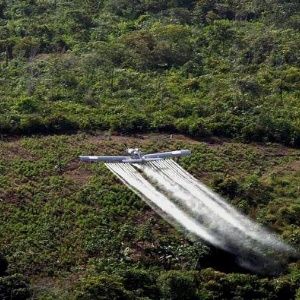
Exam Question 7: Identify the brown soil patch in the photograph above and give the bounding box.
[274,159,300,174]
[64,160,93,185]
[134,209,158,225]
[87,133,200,146]
[262,159,300,181]
[31,271,84,298]
[0,141,34,161]
[288,160,300,172]
[0,190,26,205]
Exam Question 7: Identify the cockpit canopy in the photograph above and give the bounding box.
[127,148,141,157]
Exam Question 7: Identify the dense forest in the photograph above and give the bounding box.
[0,0,299,144]
[0,0,300,299]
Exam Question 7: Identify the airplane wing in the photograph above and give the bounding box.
[79,155,129,162]
[143,150,191,159]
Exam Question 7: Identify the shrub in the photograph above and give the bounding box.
[122,269,160,299]
[75,275,132,300]
[279,204,300,226]
[175,117,211,138]
[0,274,31,300]
[296,288,300,300]
[109,112,150,133]
[14,97,38,114]
[0,116,12,134]
[218,273,269,299]
[45,114,79,133]
[158,271,198,300]
[20,116,46,134]
[240,175,272,206]
[0,253,8,276]
[213,177,239,199]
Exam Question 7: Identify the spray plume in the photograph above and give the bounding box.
[105,160,296,274]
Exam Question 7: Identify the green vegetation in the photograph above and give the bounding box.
[0,253,31,300]
[0,0,300,298]
[0,134,299,298]
[0,0,299,145]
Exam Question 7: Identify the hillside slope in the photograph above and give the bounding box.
[0,0,299,144]
[0,134,300,298]
[0,0,300,298]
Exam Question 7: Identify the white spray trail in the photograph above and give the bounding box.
[105,160,296,273]
[145,160,292,253]
[105,163,223,247]
[134,162,249,249]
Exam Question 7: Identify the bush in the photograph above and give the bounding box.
[218,274,269,299]
[109,112,150,133]
[75,275,132,300]
[14,97,39,114]
[158,271,198,300]
[0,253,8,276]
[213,176,240,199]
[45,114,79,133]
[0,274,31,300]
[279,204,300,226]
[20,116,46,134]
[239,175,272,206]
[175,117,211,138]
[0,116,12,134]
[213,175,272,206]
[198,270,298,300]
[122,269,160,299]
[296,287,300,300]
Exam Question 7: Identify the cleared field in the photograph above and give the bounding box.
[0,134,299,298]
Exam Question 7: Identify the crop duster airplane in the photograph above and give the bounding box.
[79,148,191,164]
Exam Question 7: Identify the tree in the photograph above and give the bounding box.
[0,253,8,276]
[158,271,198,300]
[75,275,132,300]
[0,254,31,300]
[122,269,160,299]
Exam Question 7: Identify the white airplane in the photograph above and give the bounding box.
[79,148,191,164]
